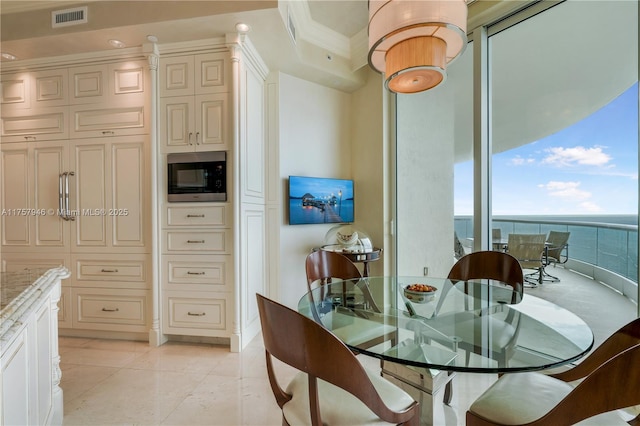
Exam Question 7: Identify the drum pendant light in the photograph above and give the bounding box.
[368,0,468,94]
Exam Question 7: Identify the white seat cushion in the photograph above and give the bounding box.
[282,367,415,425]
[469,372,629,425]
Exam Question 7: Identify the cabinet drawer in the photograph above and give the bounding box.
[164,230,231,253]
[165,205,226,227]
[73,255,148,288]
[165,295,227,332]
[164,255,229,291]
[72,288,148,331]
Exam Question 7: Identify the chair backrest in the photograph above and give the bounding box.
[507,233,546,269]
[541,343,640,425]
[447,251,524,303]
[492,228,502,240]
[256,293,418,425]
[549,316,640,382]
[546,231,570,263]
[305,250,362,292]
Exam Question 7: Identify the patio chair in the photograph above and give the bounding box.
[541,231,570,282]
[256,293,420,426]
[492,228,506,251]
[506,233,546,286]
[466,317,640,425]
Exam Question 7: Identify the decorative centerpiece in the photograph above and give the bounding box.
[323,225,373,253]
[403,283,438,304]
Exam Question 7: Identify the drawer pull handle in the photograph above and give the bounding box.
[186,214,205,218]
[102,307,120,312]
[102,130,115,135]
[187,271,206,275]
[101,268,119,273]
[24,136,37,141]
[187,240,205,244]
[187,312,206,316]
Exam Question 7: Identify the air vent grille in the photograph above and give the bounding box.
[52,6,88,28]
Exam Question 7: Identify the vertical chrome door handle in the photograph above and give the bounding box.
[195,131,200,145]
[59,173,68,220]
[188,132,193,145]
[65,171,75,221]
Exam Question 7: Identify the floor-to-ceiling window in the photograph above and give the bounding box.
[397,0,639,311]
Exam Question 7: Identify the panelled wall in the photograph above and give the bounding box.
[0,35,269,351]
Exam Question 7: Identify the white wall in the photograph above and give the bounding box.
[396,84,456,278]
[277,72,353,308]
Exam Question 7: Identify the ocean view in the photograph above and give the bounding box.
[454,214,639,282]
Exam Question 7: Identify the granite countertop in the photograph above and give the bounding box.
[0,267,55,311]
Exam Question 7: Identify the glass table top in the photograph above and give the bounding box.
[298,276,594,373]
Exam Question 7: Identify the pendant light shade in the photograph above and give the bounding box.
[368,0,468,94]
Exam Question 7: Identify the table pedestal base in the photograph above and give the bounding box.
[382,361,455,426]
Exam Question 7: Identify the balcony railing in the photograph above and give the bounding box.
[455,216,638,303]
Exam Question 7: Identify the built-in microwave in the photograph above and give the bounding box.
[167,151,227,202]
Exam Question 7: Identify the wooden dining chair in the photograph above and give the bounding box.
[256,293,420,426]
[304,250,393,350]
[466,317,640,425]
[305,249,362,293]
[447,250,524,304]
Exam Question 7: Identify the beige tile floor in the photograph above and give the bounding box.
[60,266,638,425]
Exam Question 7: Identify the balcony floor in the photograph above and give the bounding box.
[60,266,638,425]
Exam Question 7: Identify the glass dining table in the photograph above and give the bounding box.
[298,276,594,374]
[298,276,594,424]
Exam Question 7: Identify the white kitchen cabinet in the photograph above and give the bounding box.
[0,106,68,143]
[161,202,232,339]
[160,93,227,152]
[0,141,70,250]
[159,53,228,97]
[69,135,149,252]
[68,61,148,105]
[69,103,148,138]
[1,59,152,339]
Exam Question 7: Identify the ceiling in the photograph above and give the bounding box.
[0,0,371,91]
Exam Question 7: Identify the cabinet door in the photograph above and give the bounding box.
[70,141,108,249]
[1,106,68,143]
[68,64,107,105]
[1,144,31,247]
[159,56,194,97]
[32,69,68,107]
[33,141,68,248]
[1,72,31,109]
[111,138,148,249]
[160,96,194,152]
[195,53,228,94]
[196,93,227,150]
[70,136,148,252]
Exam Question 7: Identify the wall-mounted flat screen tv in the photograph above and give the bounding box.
[288,176,354,225]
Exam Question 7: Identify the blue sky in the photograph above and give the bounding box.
[455,82,639,216]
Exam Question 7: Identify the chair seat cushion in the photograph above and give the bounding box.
[469,372,629,425]
[470,372,570,424]
[283,367,415,425]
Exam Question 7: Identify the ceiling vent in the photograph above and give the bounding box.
[52,6,88,28]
